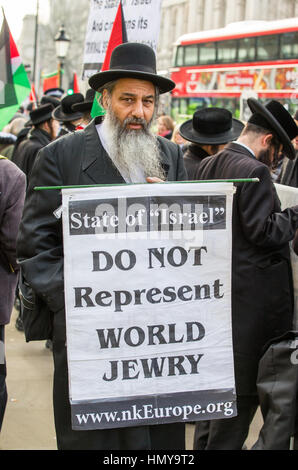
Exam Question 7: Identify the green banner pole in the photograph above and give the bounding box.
[34,178,260,191]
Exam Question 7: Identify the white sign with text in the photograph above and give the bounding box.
[83,0,162,78]
[62,182,236,430]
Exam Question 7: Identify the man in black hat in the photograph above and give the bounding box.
[279,110,298,188]
[180,107,244,179]
[13,103,60,180]
[16,42,187,451]
[192,99,298,450]
[71,88,95,129]
[52,93,84,137]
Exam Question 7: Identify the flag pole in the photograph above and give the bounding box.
[32,0,39,95]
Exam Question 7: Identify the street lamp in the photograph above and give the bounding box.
[54,24,70,89]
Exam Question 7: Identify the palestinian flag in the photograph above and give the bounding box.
[91,0,128,118]
[0,10,31,130]
[42,71,60,92]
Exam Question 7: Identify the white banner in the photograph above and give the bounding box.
[62,182,236,430]
[83,0,162,79]
[275,183,298,329]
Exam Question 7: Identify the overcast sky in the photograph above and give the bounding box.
[0,0,50,40]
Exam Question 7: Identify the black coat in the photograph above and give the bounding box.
[17,117,187,450]
[183,144,210,180]
[279,152,298,188]
[194,142,298,396]
[12,127,51,180]
[0,158,26,325]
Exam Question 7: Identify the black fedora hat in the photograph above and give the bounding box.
[247,98,298,160]
[41,95,61,108]
[27,103,54,126]
[180,108,244,145]
[88,42,175,95]
[71,89,95,112]
[52,93,84,122]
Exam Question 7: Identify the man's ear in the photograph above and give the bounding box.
[101,89,109,110]
[263,133,273,147]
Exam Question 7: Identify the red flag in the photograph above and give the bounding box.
[91,1,127,118]
[42,72,59,92]
[29,83,38,105]
[101,0,128,72]
[73,72,80,93]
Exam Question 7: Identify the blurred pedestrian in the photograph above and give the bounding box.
[0,117,27,159]
[71,88,95,129]
[157,114,174,140]
[12,104,59,180]
[0,156,26,431]
[171,124,187,152]
[179,108,244,179]
[193,98,298,450]
[52,93,84,137]
[0,132,16,159]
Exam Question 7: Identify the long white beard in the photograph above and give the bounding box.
[102,106,165,182]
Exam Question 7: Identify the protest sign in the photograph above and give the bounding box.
[83,0,162,79]
[62,182,236,430]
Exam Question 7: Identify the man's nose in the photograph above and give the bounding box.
[131,99,144,119]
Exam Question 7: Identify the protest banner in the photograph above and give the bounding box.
[62,182,236,430]
[83,0,162,79]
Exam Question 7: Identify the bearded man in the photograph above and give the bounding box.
[16,42,187,450]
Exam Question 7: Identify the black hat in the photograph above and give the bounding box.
[52,93,84,122]
[44,87,64,98]
[88,42,175,95]
[41,95,61,108]
[179,108,244,145]
[247,98,298,160]
[27,103,55,126]
[71,89,95,112]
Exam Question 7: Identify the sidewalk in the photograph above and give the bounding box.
[0,309,262,450]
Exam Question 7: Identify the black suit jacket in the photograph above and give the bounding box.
[195,142,298,394]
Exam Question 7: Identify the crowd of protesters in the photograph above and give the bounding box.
[0,42,297,451]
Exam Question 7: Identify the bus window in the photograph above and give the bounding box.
[199,42,216,65]
[238,37,256,62]
[175,46,184,66]
[281,32,298,59]
[256,34,279,60]
[184,45,199,65]
[217,39,237,63]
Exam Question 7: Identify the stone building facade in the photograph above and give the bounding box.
[18,0,298,99]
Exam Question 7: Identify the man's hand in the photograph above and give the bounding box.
[146,177,164,183]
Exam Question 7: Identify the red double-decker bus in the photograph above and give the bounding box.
[170,18,298,121]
